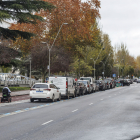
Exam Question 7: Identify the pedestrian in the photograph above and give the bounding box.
[2,84,11,96]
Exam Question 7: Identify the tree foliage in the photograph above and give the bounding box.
[0,0,55,40]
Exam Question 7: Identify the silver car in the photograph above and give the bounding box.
[77,80,92,94]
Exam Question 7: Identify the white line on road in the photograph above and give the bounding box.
[89,103,93,105]
[100,99,103,100]
[108,96,111,97]
[42,120,53,125]
[72,109,78,112]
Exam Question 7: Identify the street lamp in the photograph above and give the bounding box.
[42,22,68,78]
[90,58,95,80]
[108,64,112,77]
[90,44,105,80]
[29,58,31,87]
[100,61,105,80]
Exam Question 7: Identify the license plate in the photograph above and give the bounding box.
[36,91,43,92]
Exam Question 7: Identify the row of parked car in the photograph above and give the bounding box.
[30,76,116,102]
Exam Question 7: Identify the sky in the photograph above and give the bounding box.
[82,0,140,58]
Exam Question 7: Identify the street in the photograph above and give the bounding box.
[0,83,140,140]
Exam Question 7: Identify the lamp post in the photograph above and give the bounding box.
[90,44,105,80]
[100,61,105,80]
[108,64,112,77]
[90,58,95,80]
[30,58,31,87]
[42,23,68,78]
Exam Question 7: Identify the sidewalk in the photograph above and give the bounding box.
[0,90,30,98]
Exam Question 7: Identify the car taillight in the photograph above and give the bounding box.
[44,89,51,91]
[30,88,36,91]
[88,85,89,87]
[66,81,68,88]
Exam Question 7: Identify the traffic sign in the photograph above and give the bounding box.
[112,74,116,77]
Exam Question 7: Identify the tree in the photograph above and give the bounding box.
[10,0,101,53]
[0,0,54,40]
[0,39,19,65]
[31,43,72,82]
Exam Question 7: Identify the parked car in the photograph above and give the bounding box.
[75,82,86,96]
[77,80,91,94]
[133,79,138,82]
[95,81,99,91]
[95,80,106,91]
[120,79,130,86]
[30,83,61,102]
[79,77,96,92]
[137,79,140,83]
[128,79,133,84]
[106,78,115,88]
[49,77,76,99]
[104,79,110,89]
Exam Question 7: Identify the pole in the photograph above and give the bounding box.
[94,61,95,80]
[30,59,31,87]
[42,23,68,78]
[49,48,50,77]
[101,61,105,80]
[118,66,119,78]
[103,64,105,80]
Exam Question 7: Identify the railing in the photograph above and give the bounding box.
[0,80,41,87]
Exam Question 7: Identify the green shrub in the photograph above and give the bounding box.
[0,87,30,92]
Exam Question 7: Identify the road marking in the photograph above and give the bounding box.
[42,120,53,125]
[108,96,111,97]
[72,109,78,112]
[134,138,140,140]
[89,103,93,105]
[100,99,103,100]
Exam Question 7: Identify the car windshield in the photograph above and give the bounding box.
[80,78,91,82]
[33,84,48,88]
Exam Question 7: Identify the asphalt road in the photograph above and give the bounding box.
[0,83,140,140]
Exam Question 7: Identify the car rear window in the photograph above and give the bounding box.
[33,84,48,88]
[80,78,91,82]
[78,81,87,85]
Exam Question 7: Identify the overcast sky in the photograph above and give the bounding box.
[83,0,140,58]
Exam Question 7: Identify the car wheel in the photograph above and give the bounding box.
[30,98,34,102]
[67,94,70,99]
[58,94,61,101]
[38,99,41,102]
[52,95,55,102]
[72,92,75,98]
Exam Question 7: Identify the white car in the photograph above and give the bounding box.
[30,83,61,102]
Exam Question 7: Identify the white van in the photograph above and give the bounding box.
[80,77,96,92]
[49,77,76,99]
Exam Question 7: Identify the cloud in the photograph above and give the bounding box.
[99,0,140,57]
